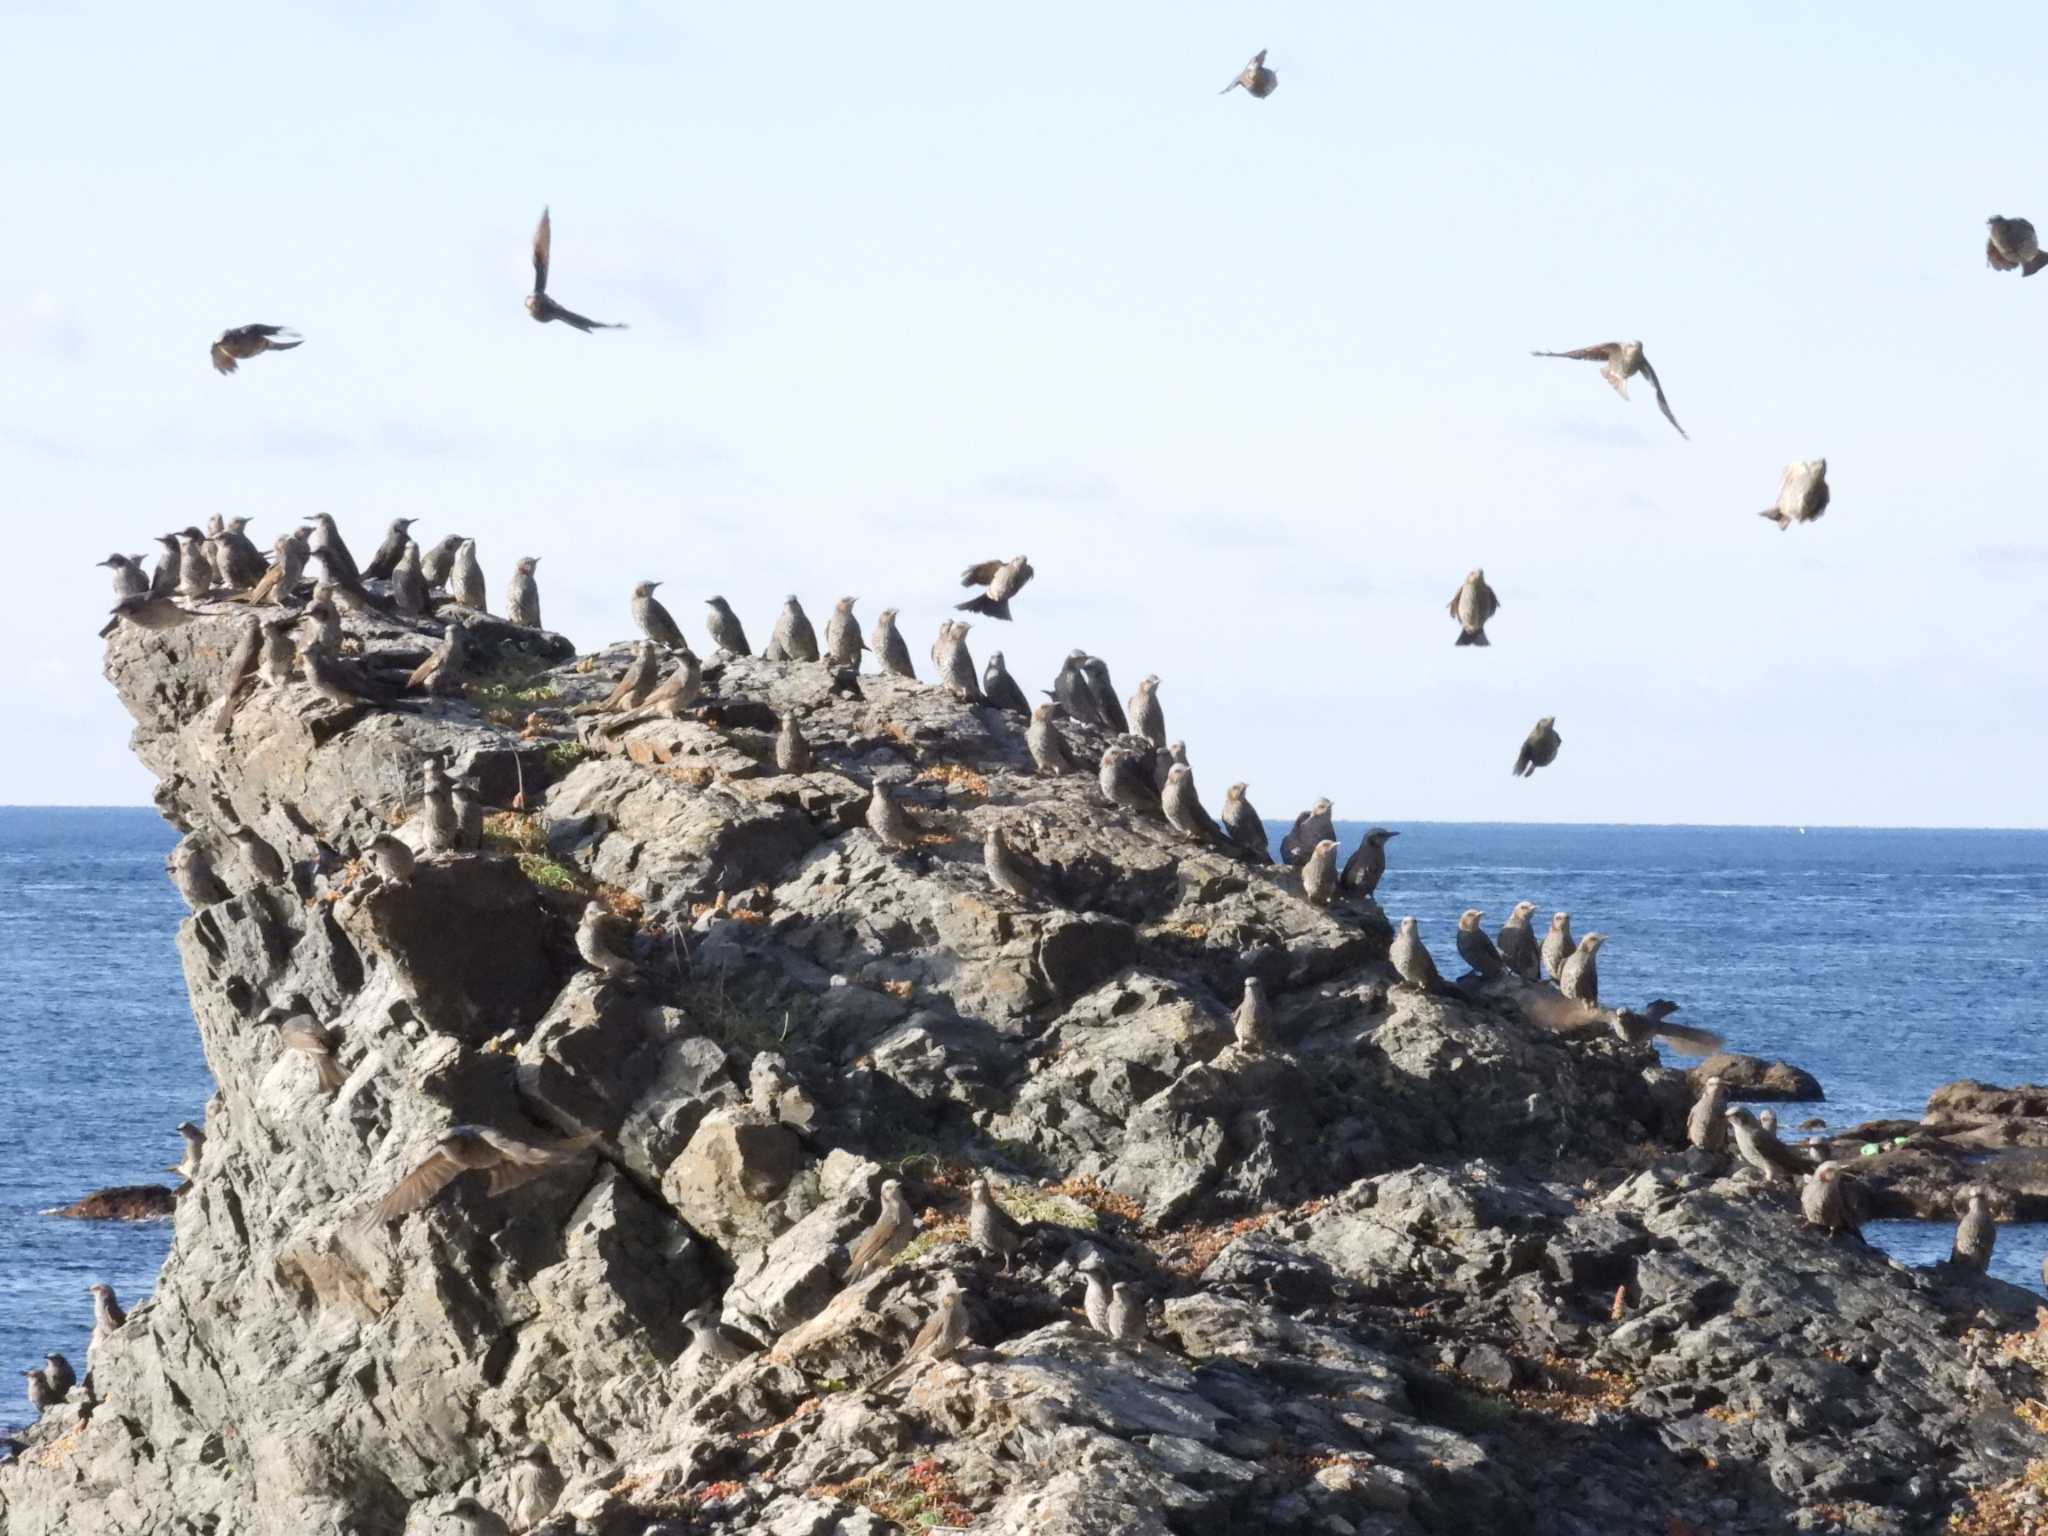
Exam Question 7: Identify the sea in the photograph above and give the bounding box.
[2,810,2045,1432]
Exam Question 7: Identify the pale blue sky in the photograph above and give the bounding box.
[4,3,2043,824]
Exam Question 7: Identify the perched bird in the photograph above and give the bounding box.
[1726,1106,1810,1182]
[1686,1075,1730,1154]
[576,641,660,716]
[969,1178,1025,1272]
[148,533,182,597]
[88,1283,126,1344]
[228,825,287,884]
[982,652,1031,715]
[167,838,230,908]
[1455,910,1504,979]
[1391,916,1459,997]
[242,528,310,608]
[370,1124,599,1222]
[843,1179,917,1285]
[1340,828,1398,895]
[865,1281,968,1394]
[576,901,634,980]
[307,514,361,589]
[525,207,626,331]
[217,518,266,590]
[935,620,983,702]
[1162,763,1222,845]
[1150,740,1190,795]
[419,534,464,592]
[1221,48,1277,97]
[1234,977,1277,1052]
[1448,569,1500,647]
[1986,215,2048,276]
[870,608,915,678]
[1220,783,1272,863]
[682,1305,758,1366]
[1496,902,1541,981]
[506,1445,564,1533]
[1127,675,1166,748]
[40,1354,74,1403]
[753,712,808,780]
[1531,341,1686,439]
[1281,800,1335,867]
[1048,653,1103,727]
[632,581,688,650]
[824,597,866,669]
[704,596,751,657]
[1759,460,1830,531]
[983,826,1040,903]
[452,780,484,850]
[1082,1262,1114,1336]
[406,618,472,696]
[98,553,152,601]
[600,651,703,731]
[175,528,213,597]
[766,596,821,664]
[957,555,1034,620]
[167,1120,204,1181]
[866,780,919,849]
[1081,657,1127,734]
[1300,839,1340,906]
[1603,999,1723,1055]
[101,593,200,639]
[1513,718,1561,778]
[1758,1108,1778,1136]
[210,324,303,375]
[1107,1282,1147,1344]
[389,541,429,618]
[362,518,417,583]
[420,760,462,854]
[505,557,542,628]
[1540,912,1575,981]
[1801,1161,1858,1237]
[1951,1186,1996,1272]
[22,1370,52,1417]
[262,1004,346,1092]
[449,539,488,611]
[1027,703,1075,776]
[1098,747,1161,816]
[1557,933,1606,1003]
[209,617,264,734]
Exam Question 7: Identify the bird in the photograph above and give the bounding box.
[631,582,688,651]
[1220,784,1272,863]
[506,1445,564,1533]
[867,780,920,849]
[148,533,183,597]
[682,1305,759,1366]
[935,621,983,702]
[1162,763,1222,845]
[210,324,303,375]
[1686,1075,1730,1154]
[1280,800,1335,867]
[843,1179,917,1285]
[100,593,201,639]
[969,1178,1025,1271]
[1986,215,2048,276]
[370,1124,599,1223]
[97,553,151,601]
[506,557,542,628]
[1048,653,1103,727]
[40,1354,74,1403]
[865,1281,968,1394]
[1127,675,1166,749]
[1221,48,1277,97]
[167,1120,204,1181]
[1725,1106,1811,1182]
[1540,912,1574,981]
[242,528,311,609]
[1496,902,1541,981]
[452,780,484,850]
[419,760,462,855]
[166,838,231,909]
[1234,977,1277,1052]
[1801,1161,1859,1237]
[306,514,361,589]
[419,535,464,592]
[1513,718,1561,778]
[1390,917,1459,997]
[526,207,625,331]
[406,618,472,696]
[1080,657,1127,734]
[209,617,264,734]
[22,1370,53,1417]
[1448,569,1500,647]
[173,527,213,598]
[704,596,751,657]
[824,597,866,669]
[1098,747,1161,817]
[228,825,287,884]
[216,518,266,591]
[1301,840,1340,906]
[1340,828,1398,896]
[600,651,703,732]
[576,641,661,716]
[1106,1282,1147,1344]
[1027,704,1075,776]
[362,518,417,583]
[870,608,915,678]
[1951,1186,1996,1272]
[983,826,1041,903]
[760,712,811,777]
[957,555,1034,620]
[261,1005,346,1092]
[1557,933,1606,1003]
[1760,460,1830,531]
[387,542,429,618]
[766,596,821,664]
[981,652,1031,715]
[576,902,634,980]
[1531,341,1686,439]
[450,539,488,612]
[1758,1108,1778,1136]
[1455,910,1504,979]
[88,1283,125,1344]
[1081,1261,1115,1336]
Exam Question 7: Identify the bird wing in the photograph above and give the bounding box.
[372,1148,467,1221]
[1476,581,1499,620]
[844,1211,902,1277]
[1512,741,1533,776]
[551,303,623,333]
[532,207,552,294]
[477,1126,598,1164]
[1532,344,1618,363]
[211,342,238,375]
[1987,237,2018,271]
[1219,76,1244,94]
[959,560,1002,587]
[1634,353,1688,439]
[1649,1020,1724,1055]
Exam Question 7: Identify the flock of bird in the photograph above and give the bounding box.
[42,38,2046,1453]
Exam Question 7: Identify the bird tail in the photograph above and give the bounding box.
[956,595,1011,620]
[2028,253,2048,276]
[1758,509,1789,529]
[316,1057,346,1092]
[1650,1022,1724,1055]
[1455,629,1487,647]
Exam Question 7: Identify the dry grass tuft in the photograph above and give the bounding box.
[1949,1460,2048,1535]
[810,1457,975,1530]
[915,762,989,800]
[1158,1212,1274,1279]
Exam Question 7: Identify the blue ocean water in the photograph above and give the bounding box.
[1,812,2044,1433]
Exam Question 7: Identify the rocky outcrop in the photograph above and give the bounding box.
[51,1185,179,1221]
[1801,1079,2048,1220]
[3,595,2044,1535]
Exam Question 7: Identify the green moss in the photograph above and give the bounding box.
[469,660,565,725]
[542,741,590,778]
[515,852,584,894]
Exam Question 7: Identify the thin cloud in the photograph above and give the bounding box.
[0,425,97,463]
[0,291,89,361]
[1548,415,1650,449]
[983,469,1115,502]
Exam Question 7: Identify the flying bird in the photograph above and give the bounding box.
[369,1124,598,1223]
[1531,341,1687,439]
[957,555,1034,621]
[1448,569,1499,647]
[526,207,626,332]
[1221,48,1277,98]
[1512,717,1561,778]
[210,324,303,376]
[1759,459,1829,531]
[1986,216,2048,276]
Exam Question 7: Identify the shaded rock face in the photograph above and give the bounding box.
[4,599,2045,1535]
[51,1186,178,1221]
